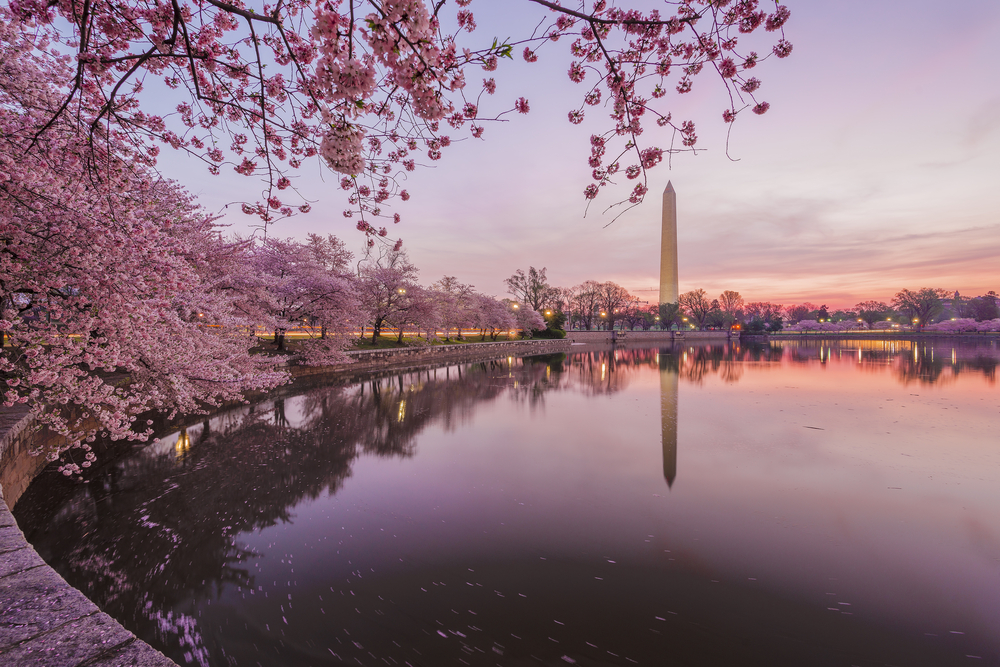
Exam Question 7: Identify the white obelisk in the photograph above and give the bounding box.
[658,182,679,305]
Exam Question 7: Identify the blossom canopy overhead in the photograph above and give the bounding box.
[5,0,792,234]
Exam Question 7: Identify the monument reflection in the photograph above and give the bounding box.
[659,348,678,488]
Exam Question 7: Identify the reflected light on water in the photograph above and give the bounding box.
[13,339,1000,667]
[173,429,191,459]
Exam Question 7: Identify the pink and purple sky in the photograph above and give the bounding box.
[165,0,1000,309]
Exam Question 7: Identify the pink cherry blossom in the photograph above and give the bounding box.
[0,0,795,315]
[772,39,794,58]
[2,0,792,222]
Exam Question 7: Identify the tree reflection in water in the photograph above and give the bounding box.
[14,339,999,666]
[774,338,998,386]
[18,355,582,660]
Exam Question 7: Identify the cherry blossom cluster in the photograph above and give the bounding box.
[784,320,864,333]
[533,0,791,215]
[3,0,791,237]
[356,248,541,343]
[0,17,543,474]
[0,22,289,472]
[924,318,1000,333]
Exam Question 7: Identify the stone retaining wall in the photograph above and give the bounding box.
[0,406,34,513]
[292,338,571,380]
[1,403,179,666]
[0,338,571,666]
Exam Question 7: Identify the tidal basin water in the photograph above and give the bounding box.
[14,339,1000,667]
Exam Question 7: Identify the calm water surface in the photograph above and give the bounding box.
[15,340,1000,667]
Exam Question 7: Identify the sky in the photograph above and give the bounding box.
[163,0,1000,310]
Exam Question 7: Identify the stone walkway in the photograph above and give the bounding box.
[1,496,176,665]
[0,405,178,666]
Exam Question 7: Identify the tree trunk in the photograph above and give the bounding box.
[397,327,405,343]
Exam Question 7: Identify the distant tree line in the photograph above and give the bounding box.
[495,269,1000,335]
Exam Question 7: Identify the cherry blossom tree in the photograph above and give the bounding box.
[431,275,476,339]
[387,283,437,342]
[0,22,292,473]
[512,303,546,336]
[4,0,793,234]
[923,318,979,334]
[247,235,362,360]
[785,319,858,333]
[471,294,515,340]
[358,248,420,342]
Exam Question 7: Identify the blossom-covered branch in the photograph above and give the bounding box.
[5,0,791,234]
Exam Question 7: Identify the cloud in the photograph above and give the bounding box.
[963,98,1000,150]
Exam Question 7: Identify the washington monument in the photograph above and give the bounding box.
[659,183,679,488]
[658,181,679,305]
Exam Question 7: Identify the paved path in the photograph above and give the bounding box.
[0,404,178,665]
